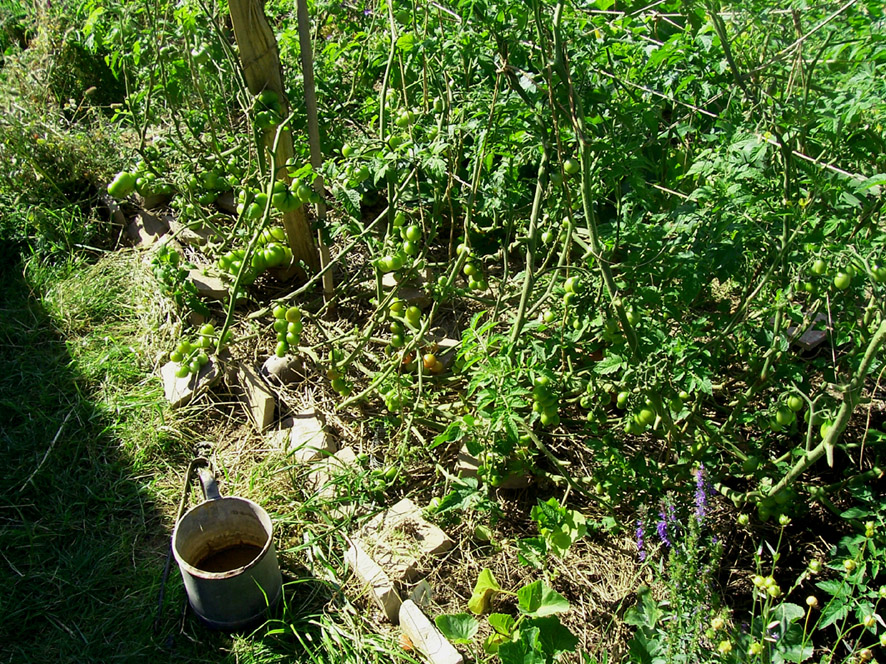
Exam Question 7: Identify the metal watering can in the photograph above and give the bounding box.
[172,466,283,631]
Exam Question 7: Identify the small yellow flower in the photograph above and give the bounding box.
[806,596,819,609]
[718,640,733,655]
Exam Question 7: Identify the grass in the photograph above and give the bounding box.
[0,248,417,663]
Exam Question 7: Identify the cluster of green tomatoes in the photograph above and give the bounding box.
[387,298,424,351]
[107,162,174,200]
[376,211,422,274]
[452,244,487,292]
[217,226,291,284]
[170,323,230,378]
[326,349,353,397]
[271,304,302,358]
[532,375,561,428]
[253,90,284,129]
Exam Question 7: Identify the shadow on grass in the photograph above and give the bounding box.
[0,246,420,664]
[0,249,231,662]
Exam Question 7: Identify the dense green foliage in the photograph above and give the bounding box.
[2,0,886,661]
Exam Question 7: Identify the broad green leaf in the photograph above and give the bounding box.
[488,613,517,636]
[498,627,546,664]
[468,568,501,615]
[516,536,547,569]
[434,613,479,644]
[517,580,570,617]
[838,506,872,519]
[771,602,805,624]
[528,616,579,655]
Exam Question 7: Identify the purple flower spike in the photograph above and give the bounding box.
[636,520,646,562]
[695,464,709,524]
[657,511,672,548]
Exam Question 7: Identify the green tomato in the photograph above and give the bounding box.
[637,408,656,426]
[811,258,827,276]
[341,144,354,158]
[285,306,302,323]
[541,230,555,244]
[563,158,580,176]
[616,391,630,408]
[107,171,137,199]
[820,420,834,439]
[540,411,560,427]
[405,306,421,325]
[833,272,852,290]
[564,276,582,294]
[404,225,421,242]
[787,395,804,412]
[775,406,795,426]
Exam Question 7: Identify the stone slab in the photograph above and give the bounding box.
[358,498,454,583]
[382,272,432,308]
[307,446,358,499]
[409,579,432,609]
[140,192,174,210]
[160,358,220,408]
[345,541,401,623]
[188,267,229,300]
[284,411,336,462]
[400,600,463,664]
[214,190,237,215]
[235,362,276,431]
[261,354,303,385]
[456,445,531,489]
[125,210,169,247]
[169,218,220,246]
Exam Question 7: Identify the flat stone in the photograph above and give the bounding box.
[307,446,358,499]
[400,600,463,664]
[160,358,220,408]
[188,268,229,300]
[284,411,336,462]
[434,337,460,369]
[358,498,454,583]
[214,190,237,215]
[125,210,169,247]
[261,354,303,385]
[409,579,432,609]
[381,273,432,308]
[168,218,220,246]
[265,428,291,450]
[235,362,276,431]
[345,541,401,623]
[456,445,531,489]
[140,192,174,210]
[101,193,127,228]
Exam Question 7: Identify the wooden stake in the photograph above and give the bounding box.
[228,0,319,278]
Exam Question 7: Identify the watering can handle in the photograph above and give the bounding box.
[196,466,222,501]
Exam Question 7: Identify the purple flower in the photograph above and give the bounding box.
[636,520,646,562]
[363,7,371,15]
[695,464,709,523]
[657,511,672,548]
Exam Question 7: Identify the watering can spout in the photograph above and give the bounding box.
[196,466,222,501]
